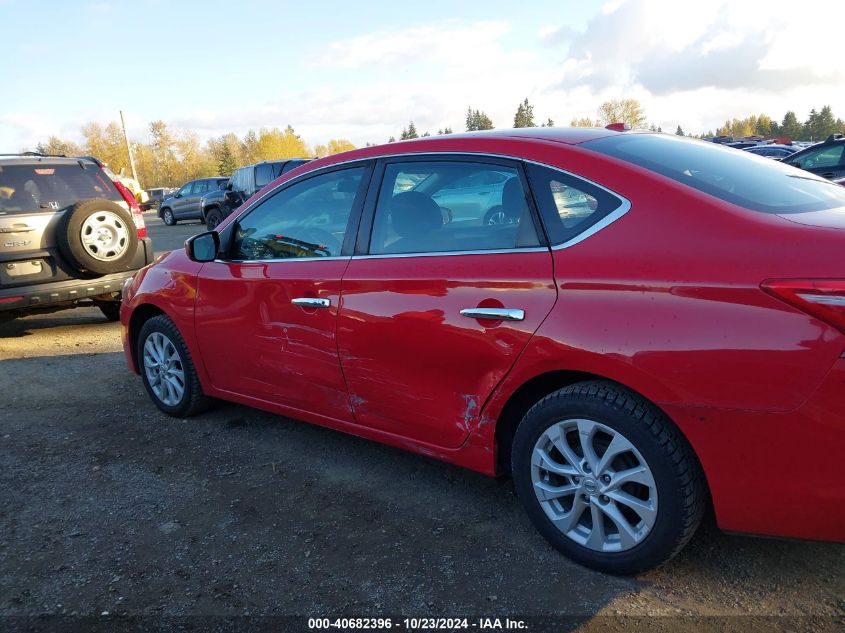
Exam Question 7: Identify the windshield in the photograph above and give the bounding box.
[582,134,845,214]
[0,163,120,215]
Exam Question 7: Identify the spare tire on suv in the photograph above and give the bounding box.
[57,199,139,275]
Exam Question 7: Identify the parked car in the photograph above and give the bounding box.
[200,159,310,229]
[121,128,845,575]
[158,177,228,225]
[0,153,153,322]
[743,144,798,159]
[781,134,845,180]
[140,187,176,211]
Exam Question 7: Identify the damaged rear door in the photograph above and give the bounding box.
[336,155,557,449]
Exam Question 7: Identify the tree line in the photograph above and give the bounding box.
[35,122,356,188]
[33,99,845,189]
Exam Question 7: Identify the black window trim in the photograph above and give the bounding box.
[353,153,550,259]
[214,159,375,262]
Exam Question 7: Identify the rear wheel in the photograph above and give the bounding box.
[97,301,121,322]
[161,207,176,226]
[137,315,211,417]
[205,208,224,230]
[511,381,705,575]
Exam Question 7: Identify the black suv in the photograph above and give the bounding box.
[783,134,845,180]
[200,159,310,229]
[0,154,154,323]
[158,177,228,226]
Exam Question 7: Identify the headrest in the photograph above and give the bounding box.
[501,177,527,219]
[390,191,443,237]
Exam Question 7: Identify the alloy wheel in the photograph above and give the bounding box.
[530,418,658,552]
[142,331,186,406]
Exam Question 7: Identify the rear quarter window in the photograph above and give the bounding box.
[0,163,120,215]
[525,163,627,246]
[583,134,845,214]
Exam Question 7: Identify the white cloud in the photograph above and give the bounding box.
[314,20,513,70]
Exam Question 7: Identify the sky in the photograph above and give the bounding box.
[1,0,843,151]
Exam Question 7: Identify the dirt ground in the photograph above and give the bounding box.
[1,306,843,633]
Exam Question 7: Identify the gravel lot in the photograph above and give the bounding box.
[1,214,843,632]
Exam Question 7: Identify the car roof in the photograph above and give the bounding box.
[0,154,105,167]
[295,127,631,173]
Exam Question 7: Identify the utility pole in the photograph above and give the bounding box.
[119,110,139,183]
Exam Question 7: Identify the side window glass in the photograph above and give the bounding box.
[255,163,274,188]
[369,162,539,255]
[178,182,193,197]
[795,146,844,169]
[526,164,624,246]
[194,180,209,195]
[232,167,365,260]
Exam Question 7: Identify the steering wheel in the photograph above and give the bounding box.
[296,227,343,257]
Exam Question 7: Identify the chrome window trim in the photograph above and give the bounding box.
[213,256,352,264]
[354,247,549,260]
[229,151,631,260]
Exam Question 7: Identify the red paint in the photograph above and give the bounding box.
[122,129,845,545]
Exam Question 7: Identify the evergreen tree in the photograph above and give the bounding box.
[217,142,236,176]
[675,125,684,136]
[780,111,803,140]
[513,98,536,128]
[465,107,494,131]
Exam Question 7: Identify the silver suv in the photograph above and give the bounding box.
[0,154,154,323]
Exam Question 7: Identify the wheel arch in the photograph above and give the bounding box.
[492,369,708,499]
[127,303,168,371]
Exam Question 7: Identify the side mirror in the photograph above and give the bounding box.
[174,193,183,199]
[185,231,219,262]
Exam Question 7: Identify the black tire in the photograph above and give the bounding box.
[137,315,212,417]
[161,207,177,226]
[57,199,139,275]
[511,380,705,575]
[205,208,224,230]
[98,301,121,322]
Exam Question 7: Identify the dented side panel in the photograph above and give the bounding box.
[336,251,557,449]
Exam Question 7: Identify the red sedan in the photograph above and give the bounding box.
[121,128,845,574]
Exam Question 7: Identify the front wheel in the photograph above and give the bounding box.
[137,315,211,417]
[161,208,177,226]
[511,381,705,575]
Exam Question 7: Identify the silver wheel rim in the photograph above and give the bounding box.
[80,210,130,261]
[142,332,186,406]
[164,209,173,223]
[531,418,658,552]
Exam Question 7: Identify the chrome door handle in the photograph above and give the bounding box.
[292,297,331,308]
[460,307,525,321]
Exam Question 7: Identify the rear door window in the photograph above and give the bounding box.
[0,163,119,214]
[369,160,541,255]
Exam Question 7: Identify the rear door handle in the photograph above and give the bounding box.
[292,297,331,309]
[821,172,834,178]
[460,307,525,321]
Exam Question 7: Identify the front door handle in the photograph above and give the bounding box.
[821,172,834,178]
[292,297,331,309]
[460,307,525,321]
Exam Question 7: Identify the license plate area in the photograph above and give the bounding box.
[0,258,54,286]
[6,260,43,277]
